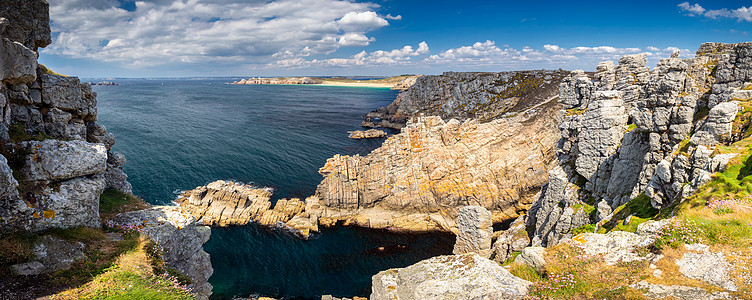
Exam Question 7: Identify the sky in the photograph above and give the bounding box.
[38,0,752,78]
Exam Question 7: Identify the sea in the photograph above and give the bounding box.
[91,79,456,300]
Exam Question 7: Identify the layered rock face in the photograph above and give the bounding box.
[527,43,752,246]
[452,206,493,258]
[363,70,568,129]
[112,206,213,300]
[0,1,131,233]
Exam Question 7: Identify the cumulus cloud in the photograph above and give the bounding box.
[678,2,752,22]
[44,0,393,66]
[273,41,429,68]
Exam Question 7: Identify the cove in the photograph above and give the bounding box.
[92,79,456,299]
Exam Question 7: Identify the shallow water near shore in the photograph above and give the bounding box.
[93,79,456,299]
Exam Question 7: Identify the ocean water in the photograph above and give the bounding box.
[93,79,456,299]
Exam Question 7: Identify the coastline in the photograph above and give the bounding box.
[228,82,394,88]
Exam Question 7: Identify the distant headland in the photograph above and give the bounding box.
[228,75,420,90]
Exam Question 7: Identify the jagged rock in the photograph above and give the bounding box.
[453,206,493,258]
[514,246,546,272]
[491,215,530,263]
[363,70,568,129]
[529,166,586,246]
[174,180,272,227]
[391,75,420,91]
[676,250,737,291]
[317,109,559,232]
[1,19,38,85]
[40,74,97,119]
[690,101,738,146]
[0,0,51,50]
[11,235,85,275]
[21,139,107,181]
[630,281,730,300]
[103,165,132,194]
[0,154,19,200]
[86,122,115,148]
[371,253,532,300]
[112,206,213,300]
[347,129,387,139]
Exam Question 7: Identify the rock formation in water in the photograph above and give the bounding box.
[0,2,130,233]
[347,129,387,139]
[362,70,568,129]
[525,44,752,247]
[231,77,321,85]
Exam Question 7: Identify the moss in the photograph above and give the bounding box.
[99,189,151,219]
[8,123,49,143]
[565,107,587,116]
[624,123,637,133]
[602,194,659,232]
[572,224,596,235]
[38,64,67,77]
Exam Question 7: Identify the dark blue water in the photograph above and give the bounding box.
[93,79,455,299]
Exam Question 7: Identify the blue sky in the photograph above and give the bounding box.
[39,0,752,78]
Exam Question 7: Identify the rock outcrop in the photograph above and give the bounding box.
[362,70,568,129]
[112,206,213,300]
[231,77,321,85]
[390,75,420,91]
[452,205,493,258]
[11,235,85,276]
[370,253,532,300]
[0,0,131,233]
[347,129,387,139]
[527,44,752,246]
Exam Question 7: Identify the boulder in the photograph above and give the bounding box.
[21,139,107,181]
[112,206,213,300]
[514,246,546,272]
[371,253,532,300]
[0,34,37,85]
[40,74,97,118]
[568,231,654,265]
[676,249,737,291]
[491,215,530,263]
[34,176,105,229]
[11,235,85,275]
[453,205,493,258]
[347,129,387,139]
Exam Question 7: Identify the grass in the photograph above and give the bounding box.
[508,244,647,299]
[601,194,659,233]
[39,64,67,77]
[52,237,194,300]
[99,189,151,220]
[8,122,49,143]
[625,123,637,133]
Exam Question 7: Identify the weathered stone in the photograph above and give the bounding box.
[175,180,273,227]
[514,246,546,272]
[690,101,738,146]
[568,231,654,265]
[453,206,493,258]
[0,154,19,200]
[0,0,52,50]
[11,235,85,275]
[1,35,37,85]
[371,253,532,300]
[676,251,737,291]
[103,165,133,194]
[40,74,97,118]
[348,129,387,139]
[112,206,213,300]
[630,281,731,300]
[491,215,530,263]
[34,176,105,230]
[21,140,107,181]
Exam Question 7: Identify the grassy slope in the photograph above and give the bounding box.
[0,189,195,299]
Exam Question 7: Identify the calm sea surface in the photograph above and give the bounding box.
[93,79,455,299]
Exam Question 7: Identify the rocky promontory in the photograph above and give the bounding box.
[347,129,387,139]
[362,70,569,129]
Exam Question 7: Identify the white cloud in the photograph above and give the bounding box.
[385,14,402,20]
[338,11,389,29]
[678,2,752,22]
[272,41,429,68]
[44,0,394,67]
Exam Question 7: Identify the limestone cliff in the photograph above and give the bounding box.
[362,70,568,129]
[524,43,752,247]
[0,1,131,233]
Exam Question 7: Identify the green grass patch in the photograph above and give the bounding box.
[572,224,596,235]
[625,123,637,133]
[39,64,67,77]
[100,189,150,219]
[602,194,659,232]
[502,251,522,266]
[8,123,49,143]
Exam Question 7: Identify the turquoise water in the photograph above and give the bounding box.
[93,80,455,299]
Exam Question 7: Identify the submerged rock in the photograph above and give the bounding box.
[347,129,387,139]
[371,253,531,300]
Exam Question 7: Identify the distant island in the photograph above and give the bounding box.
[229,75,420,90]
[89,81,119,86]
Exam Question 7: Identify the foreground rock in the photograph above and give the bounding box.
[11,235,85,275]
[676,245,737,291]
[630,281,731,300]
[452,206,493,258]
[347,129,387,139]
[371,253,531,300]
[112,206,213,300]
